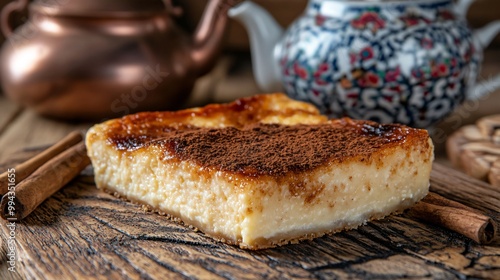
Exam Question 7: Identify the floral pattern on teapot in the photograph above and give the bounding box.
[278,0,481,128]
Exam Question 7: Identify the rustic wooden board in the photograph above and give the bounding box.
[0,150,499,279]
[0,96,22,137]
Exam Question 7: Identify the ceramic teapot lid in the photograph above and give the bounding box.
[31,0,169,16]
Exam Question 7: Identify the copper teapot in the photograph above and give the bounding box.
[0,0,237,120]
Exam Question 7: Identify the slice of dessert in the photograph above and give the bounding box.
[85,93,434,249]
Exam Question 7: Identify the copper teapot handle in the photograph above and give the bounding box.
[1,0,29,37]
[163,0,182,17]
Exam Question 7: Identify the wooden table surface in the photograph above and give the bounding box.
[0,49,499,279]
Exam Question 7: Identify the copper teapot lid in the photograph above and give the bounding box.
[31,0,172,16]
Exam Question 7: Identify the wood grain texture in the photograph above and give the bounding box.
[0,150,499,279]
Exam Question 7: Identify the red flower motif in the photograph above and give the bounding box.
[432,63,449,77]
[347,92,359,99]
[351,12,385,32]
[400,14,431,27]
[360,47,374,60]
[280,56,287,66]
[357,72,380,88]
[364,72,380,87]
[316,78,327,85]
[363,13,385,27]
[438,10,455,21]
[318,63,329,72]
[350,53,357,64]
[385,67,401,82]
[437,63,449,75]
[351,19,364,29]
[294,63,308,79]
[450,58,458,68]
[402,18,419,26]
[389,85,402,94]
[421,38,433,49]
[298,68,308,79]
[315,15,326,26]
[314,63,329,77]
[357,79,367,88]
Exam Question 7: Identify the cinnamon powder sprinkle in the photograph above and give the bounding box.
[108,121,418,177]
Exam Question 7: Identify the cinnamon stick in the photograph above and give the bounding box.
[1,142,90,221]
[0,131,83,196]
[408,192,497,244]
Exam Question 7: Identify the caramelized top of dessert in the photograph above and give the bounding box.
[106,118,428,177]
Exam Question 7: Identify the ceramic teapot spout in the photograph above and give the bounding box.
[454,0,500,100]
[190,0,237,75]
[467,20,500,100]
[229,1,284,92]
[473,21,500,51]
[454,0,500,49]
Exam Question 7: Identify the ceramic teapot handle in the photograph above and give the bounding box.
[1,0,29,37]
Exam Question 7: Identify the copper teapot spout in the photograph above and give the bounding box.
[190,0,241,75]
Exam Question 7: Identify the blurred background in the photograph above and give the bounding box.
[0,3,498,280]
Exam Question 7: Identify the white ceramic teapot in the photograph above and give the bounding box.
[229,0,500,127]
